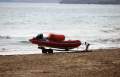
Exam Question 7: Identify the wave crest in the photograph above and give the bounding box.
[0,35,11,39]
[19,41,30,44]
[94,38,120,44]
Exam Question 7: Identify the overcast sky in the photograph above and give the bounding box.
[0,0,61,3]
[0,0,119,4]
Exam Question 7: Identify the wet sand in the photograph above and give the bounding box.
[0,48,120,77]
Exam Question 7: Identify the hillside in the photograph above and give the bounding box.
[60,0,120,4]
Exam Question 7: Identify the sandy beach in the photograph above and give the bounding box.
[0,48,120,77]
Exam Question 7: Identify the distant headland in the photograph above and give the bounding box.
[60,0,120,4]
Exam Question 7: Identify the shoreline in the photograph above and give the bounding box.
[0,47,120,55]
[0,48,120,77]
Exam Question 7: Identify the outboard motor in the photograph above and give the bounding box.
[36,33,43,39]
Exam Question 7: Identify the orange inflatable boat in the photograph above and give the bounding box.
[48,33,65,42]
[29,33,81,53]
[30,37,81,49]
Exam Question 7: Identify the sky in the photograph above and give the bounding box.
[0,0,60,3]
[1,0,120,4]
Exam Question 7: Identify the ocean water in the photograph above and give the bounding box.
[0,3,120,55]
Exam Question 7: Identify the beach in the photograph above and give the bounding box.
[0,3,120,77]
[0,48,120,77]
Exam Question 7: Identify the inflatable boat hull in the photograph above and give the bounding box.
[30,38,81,49]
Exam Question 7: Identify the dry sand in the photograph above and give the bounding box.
[0,48,120,77]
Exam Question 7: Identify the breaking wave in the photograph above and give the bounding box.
[101,27,120,33]
[19,40,30,44]
[94,38,120,44]
[0,35,11,39]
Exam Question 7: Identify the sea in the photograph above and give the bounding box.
[0,3,120,55]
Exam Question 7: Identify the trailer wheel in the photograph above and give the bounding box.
[42,49,47,54]
[65,48,69,51]
[48,49,53,54]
